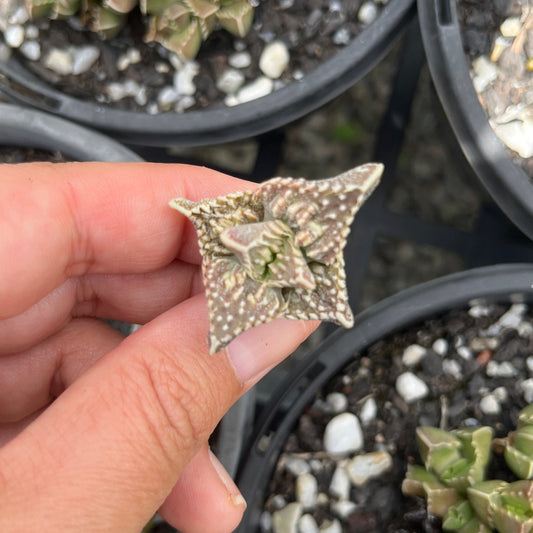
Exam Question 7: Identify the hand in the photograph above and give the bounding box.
[0,162,318,533]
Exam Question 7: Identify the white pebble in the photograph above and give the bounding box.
[260,511,272,533]
[296,473,318,510]
[174,95,195,113]
[71,45,99,75]
[174,61,199,96]
[359,397,377,425]
[432,338,449,356]
[469,304,492,317]
[4,24,24,48]
[345,451,393,486]
[19,40,40,61]
[443,359,462,380]
[472,55,498,93]
[486,361,517,378]
[479,394,501,415]
[329,466,350,500]
[323,413,363,455]
[106,82,127,102]
[134,86,147,107]
[493,120,533,159]
[526,356,533,373]
[155,61,170,73]
[498,304,527,329]
[326,392,348,414]
[493,386,508,402]
[229,50,252,69]
[522,379,533,403]
[216,68,245,94]
[396,372,429,403]
[298,514,318,533]
[457,346,473,360]
[358,1,378,25]
[285,457,311,477]
[260,40,290,79]
[332,27,351,46]
[330,500,357,520]
[158,86,180,109]
[236,76,274,104]
[318,518,342,533]
[500,17,522,38]
[25,24,39,39]
[8,6,28,25]
[518,321,533,338]
[44,48,73,75]
[272,502,303,533]
[402,344,427,367]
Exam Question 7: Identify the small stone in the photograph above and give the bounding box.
[106,82,127,102]
[8,6,28,25]
[4,24,24,48]
[285,457,311,477]
[330,499,358,519]
[358,1,378,25]
[71,45,99,75]
[495,303,527,331]
[345,451,393,486]
[471,55,498,93]
[236,76,274,104]
[318,518,342,533]
[19,40,40,60]
[332,27,351,46]
[134,86,147,107]
[174,95,195,113]
[329,466,350,500]
[490,36,511,62]
[155,61,170,73]
[469,304,491,318]
[260,511,273,533]
[402,344,427,367]
[522,379,533,403]
[295,473,318,510]
[479,394,500,415]
[224,94,240,107]
[396,372,429,403]
[44,48,73,75]
[272,502,303,533]
[259,40,290,79]
[229,50,252,69]
[432,338,449,356]
[174,61,199,96]
[279,0,294,8]
[323,413,363,455]
[325,392,348,414]
[443,359,462,380]
[486,361,517,378]
[359,397,377,425]
[298,514,318,533]
[272,494,288,510]
[493,120,533,159]
[158,86,180,109]
[493,386,508,402]
[127,47,141,64]
[527,356,533,373]
[500,17,522,38]
[216,68,245,94]
[457,346,473,360]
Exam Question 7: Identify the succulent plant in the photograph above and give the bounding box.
[26,0,255,60]
[404,405,533,532]
[169,163,383,354]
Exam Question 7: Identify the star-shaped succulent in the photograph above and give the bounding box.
[170,163,383,354]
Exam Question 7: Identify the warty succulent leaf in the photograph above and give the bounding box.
[169,163,383,354]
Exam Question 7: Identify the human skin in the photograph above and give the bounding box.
[0,162,318,532]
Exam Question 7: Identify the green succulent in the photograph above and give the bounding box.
[26,0,255,60]
[404,405,533,533]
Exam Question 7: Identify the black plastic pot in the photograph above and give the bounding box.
[0,102,142,161]
[236,263,533,532]
[0,0,415,147]
[417,0,533,241]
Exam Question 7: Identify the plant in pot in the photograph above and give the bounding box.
[235,263,533,533]
[417,0,533,241]
[0,0,415,146]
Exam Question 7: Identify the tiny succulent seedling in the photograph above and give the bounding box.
[403,404,533,533]
[169,163,383,354]
[26,0,255,60]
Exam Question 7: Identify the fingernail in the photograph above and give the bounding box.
[208,449,247,509]
[226,319,315,384]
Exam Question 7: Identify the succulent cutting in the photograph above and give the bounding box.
[25,0,255,60]
[169,163,383,354]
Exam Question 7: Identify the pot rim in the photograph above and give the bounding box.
[417,0,533,241]
[236,263,533,532]
[0,0,415,146]
[0,102,142,161]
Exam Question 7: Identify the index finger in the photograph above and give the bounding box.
[0,162,255,318]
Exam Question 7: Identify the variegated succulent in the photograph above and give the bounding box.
[404,406,533,533]
[169,163,383,354]
[26,0,255,60]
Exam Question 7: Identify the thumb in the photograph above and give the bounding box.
[0,294,316,532]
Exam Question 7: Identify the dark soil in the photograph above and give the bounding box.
[16,0,375,112]
[0,145,67,162]
[263,303,533,533]
[457,0,533,177]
